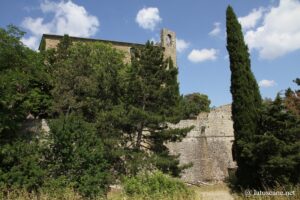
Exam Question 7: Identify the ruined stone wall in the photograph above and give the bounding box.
[167,104,236,183]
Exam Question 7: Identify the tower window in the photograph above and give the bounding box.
[166,34,172,46]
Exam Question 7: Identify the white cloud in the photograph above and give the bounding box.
[21,36,39,50]
[259,79,277,88]
[238,8,264,30]
[244,0,300,59]
[209,22,221,36]
[188,49,217,63]
[21,0,99,50]
[149,37,158,44]
[136,7,162,31]
[176,38,190,53]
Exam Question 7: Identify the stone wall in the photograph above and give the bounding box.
[20,104,235,183]
[40,29,177,66]
[167,104,236,183]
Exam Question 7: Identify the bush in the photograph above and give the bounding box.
[122,171,194,200]
[45,114,112,198]
[0,139,45,193]
[181,93,210,119]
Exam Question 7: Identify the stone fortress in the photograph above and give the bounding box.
[39,28,235,184]
[39,28,177,66]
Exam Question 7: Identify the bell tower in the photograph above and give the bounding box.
[161,29,177,67]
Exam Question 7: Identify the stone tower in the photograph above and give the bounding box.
[160,29,177,67]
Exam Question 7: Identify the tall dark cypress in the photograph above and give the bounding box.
[226,6,262,187]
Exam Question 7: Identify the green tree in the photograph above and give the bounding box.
[0,139,44,192]
[0,25,52,140]
[123,42,191,176]
[181,93,210,119]
[45,114,111,198]
[45,39,127,194]
[0,25,50,194]
[255,94,300,186]
[226,6,262,187]
[285,78,300,116]
[49,41,125,120]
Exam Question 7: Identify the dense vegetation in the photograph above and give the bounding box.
[1,5,299,197]
[226,6,300,190]
[0,25,210,199]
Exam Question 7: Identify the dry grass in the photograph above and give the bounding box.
[1,184,299,200]
[0,187,114,200]
[0,188,83,200]
[109,183,233,200]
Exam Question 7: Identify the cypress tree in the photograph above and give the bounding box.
[226,6,262,187]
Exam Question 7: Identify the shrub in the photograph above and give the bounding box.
[122,171,194,200]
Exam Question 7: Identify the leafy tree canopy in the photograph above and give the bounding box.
[181,93,210,119]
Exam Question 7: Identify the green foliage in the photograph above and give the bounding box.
[45,114,111,198]
[254,94,300,186]
[285,78,300,116]
[226,5,299,189]
[0,25,192,198]
[122,171,194,200]
[226,6,262,188]
[123,41,191,176]
[0,25,52,140]
[0,25,51,195]
[181,93,211,119]
[49,41,125,120]
[47,39,128,181]
[294,78,300,86]
[0,140,44,192]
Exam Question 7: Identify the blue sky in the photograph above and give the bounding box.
[1,0,299,107]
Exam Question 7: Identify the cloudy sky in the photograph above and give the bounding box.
[1,0,299,106]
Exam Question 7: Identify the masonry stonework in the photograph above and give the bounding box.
[167,104,236,183]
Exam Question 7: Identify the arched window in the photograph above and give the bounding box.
[166,34,172,46]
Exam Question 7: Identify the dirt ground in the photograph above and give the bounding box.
[191,183,234,200]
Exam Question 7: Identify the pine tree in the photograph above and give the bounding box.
[256,94,300,186]
[226,6,262,187]
[285,78,300,116]
[124,41,191,176]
